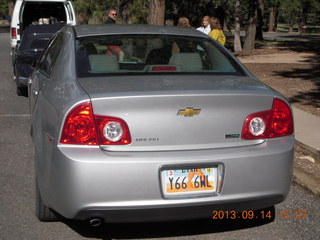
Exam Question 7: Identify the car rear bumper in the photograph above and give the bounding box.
[37,137,295,222]
[74,195,283,222]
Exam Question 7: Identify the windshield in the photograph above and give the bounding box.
[76,34,244,77]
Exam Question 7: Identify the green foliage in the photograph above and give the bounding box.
[73,0,117,24]
[278,0,320,26]
[125,0,148,24]
[73,0,149,24]
[53,0,320,32]
[0,0,8,19]
[301,0,320,25]
[166,0,234,28]
[278,0,301,24]
[265,0,281,8]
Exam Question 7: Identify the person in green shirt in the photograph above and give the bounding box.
[208,17,226,46]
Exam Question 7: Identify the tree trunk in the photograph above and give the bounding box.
[268,6,276,32]
[255,0,264,41]
[289,23,294,33]
[274,8,279,31]
[119,0,131,24]
[8,0,15,16]
[243,0,258,51]
[289,15,294,32]
[148,0,165,25]
[234,0,242,53]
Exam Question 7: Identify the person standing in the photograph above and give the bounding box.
[196,16,211,35]
[104,8,124,61]
[177,17,191,28]
[172,17,192,54]
[208,17,226,46]
[105,9,117,24]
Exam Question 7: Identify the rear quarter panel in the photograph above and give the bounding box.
[31,27,87,199]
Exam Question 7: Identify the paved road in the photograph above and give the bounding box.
[0,32,319,240]
[262,31,320,41]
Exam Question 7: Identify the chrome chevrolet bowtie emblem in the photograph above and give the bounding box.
[177,107,201,117]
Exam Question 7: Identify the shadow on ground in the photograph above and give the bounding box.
[272,41,320,111]
[60,207,275,240]
[278,65,320,110]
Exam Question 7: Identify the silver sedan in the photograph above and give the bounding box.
[28,24,294,225]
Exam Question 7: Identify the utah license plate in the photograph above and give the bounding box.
[162,167,217,197]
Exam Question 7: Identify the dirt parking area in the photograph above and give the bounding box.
[237,44,320,117]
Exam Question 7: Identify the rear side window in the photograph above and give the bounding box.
[30,38,51,50]
[76,34,244,77]
[39,33,63,76]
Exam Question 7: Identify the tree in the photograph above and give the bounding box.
[148,0,165,25]
[256,0,265,40]
[278,0,301,32]
[8,0,14,17]
[124,0,148,24]
[73,0,98,24]
[243,0,258,51]
[266,0,280,32]
[165,0,231,28]
[73,0,116,24]
[0,0,7,19]
[234,0,242,53]
[119,0,133,24]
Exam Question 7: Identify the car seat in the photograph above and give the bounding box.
[169,53,203,72]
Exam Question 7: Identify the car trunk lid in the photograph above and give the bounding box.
[78,75,275,151]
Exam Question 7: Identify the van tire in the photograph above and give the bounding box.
[16,86,28,97]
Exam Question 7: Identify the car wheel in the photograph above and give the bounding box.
[35,180,59,222]
[16,86,28,97]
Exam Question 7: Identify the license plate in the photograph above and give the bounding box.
[162,167,217,197]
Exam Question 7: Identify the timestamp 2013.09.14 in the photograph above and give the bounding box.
[212,210,310,220]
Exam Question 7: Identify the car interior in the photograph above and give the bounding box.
[21,2,67,33]
[76,35,240,76]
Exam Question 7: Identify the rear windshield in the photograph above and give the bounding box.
[76,34,244,77]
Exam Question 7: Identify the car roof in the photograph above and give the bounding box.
[72,24,210,39]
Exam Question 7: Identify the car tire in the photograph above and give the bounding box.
[16,86,28,97]
[35,180,59,222]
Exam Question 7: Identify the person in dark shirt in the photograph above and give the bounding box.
[105,9,117,24]
[104,8,124,61]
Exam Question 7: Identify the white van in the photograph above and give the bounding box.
[10,0,76,51]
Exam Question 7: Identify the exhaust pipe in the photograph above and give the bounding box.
[89,218,104,227]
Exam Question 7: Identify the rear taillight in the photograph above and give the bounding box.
[11,28,17,39]
[242,98,294,140]
[95,116,131,145]
[60,102,98,145]
[60,102,131,145]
